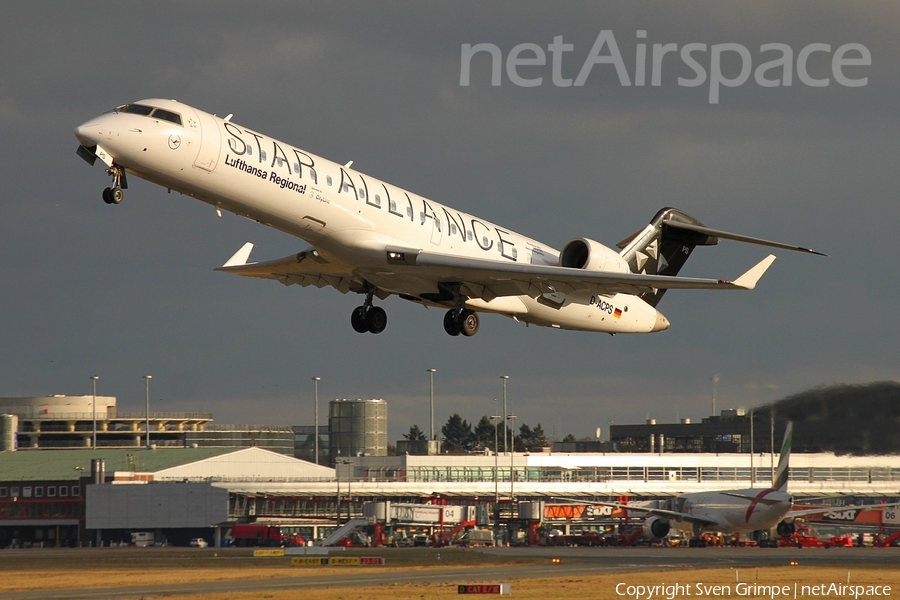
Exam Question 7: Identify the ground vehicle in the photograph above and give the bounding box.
[130,532,154,548]
[230,525,304,547]
[189,538,208,548]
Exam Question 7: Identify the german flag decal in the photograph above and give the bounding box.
[613,308,622,319]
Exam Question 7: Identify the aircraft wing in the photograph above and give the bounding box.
[215,242,362,294]
[561,499,719,527]
[788,501,900,519]
[399,249,776,301]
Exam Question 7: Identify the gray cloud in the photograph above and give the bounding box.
[0,1,896,443]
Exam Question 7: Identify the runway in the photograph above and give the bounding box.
[1,546,897,600]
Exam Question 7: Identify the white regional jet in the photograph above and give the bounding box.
[74,99,822,337]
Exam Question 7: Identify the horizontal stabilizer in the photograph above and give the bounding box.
[732,254,776,290]
[222,242,255,267]
[665,221,826,256]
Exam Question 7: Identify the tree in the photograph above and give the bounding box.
[404,424,427,441]
[562,433,577,442]
[473,416,497,451]
[530,424,548,448]
[516,424,533,451]
[441,413,473,453]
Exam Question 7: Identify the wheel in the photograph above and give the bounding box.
[365,306,387,334]
[350,306,368,333]
[102,187,114,204]
[111,186,124,204]
[459,309,480,337]
[443,310,460,336]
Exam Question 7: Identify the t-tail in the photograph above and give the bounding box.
[618,208,825,307]
[772,421,793,492]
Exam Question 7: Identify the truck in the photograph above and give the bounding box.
[130,532,154,547]
[229,524,304,547]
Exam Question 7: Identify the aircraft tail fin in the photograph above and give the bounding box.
[773,421,793,492]
[617,208,717,307]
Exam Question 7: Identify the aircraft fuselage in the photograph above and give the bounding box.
[75,98,666,335]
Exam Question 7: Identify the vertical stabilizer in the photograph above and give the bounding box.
[617,208,719,306]
[772,422,793,492]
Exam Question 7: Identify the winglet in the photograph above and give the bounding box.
[732,254,776,290]
[221,242,254,268]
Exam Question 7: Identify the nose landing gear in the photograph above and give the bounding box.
[101,166,128,204]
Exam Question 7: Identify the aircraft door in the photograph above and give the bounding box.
[430,214,442,245]
[192,109,221,172]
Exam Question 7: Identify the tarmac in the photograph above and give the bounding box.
[0,546,897,600]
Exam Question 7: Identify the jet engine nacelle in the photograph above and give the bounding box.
[642,516,672,541]
[776,520,795,537]
[560,238,630,274]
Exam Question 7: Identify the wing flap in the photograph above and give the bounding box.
[216,245,362,294]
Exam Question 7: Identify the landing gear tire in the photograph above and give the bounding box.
[102,186,123,204]
[459,309,479,337]
[365,306,387,334]
[351,307,369,333]
[443,310,460,336]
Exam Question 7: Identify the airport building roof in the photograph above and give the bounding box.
[0,447,238,481]
[0,446,339,483]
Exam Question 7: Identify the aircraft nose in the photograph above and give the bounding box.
[74,121,100,146]
[651,311,670,332]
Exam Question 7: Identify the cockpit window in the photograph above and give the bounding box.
[117,104,154,116]
[114,104,182,126]
[151,108,182,126]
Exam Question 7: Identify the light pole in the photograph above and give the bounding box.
[711,374,719,417]
[312,377,321,465]
[90,376,99,448]
[427,368,436,442]
[143,375,152,448]
[500,376,509,452]
[507,413,517,502]
[491,413,502,532]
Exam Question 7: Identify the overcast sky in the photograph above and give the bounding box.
[1,2,897,443]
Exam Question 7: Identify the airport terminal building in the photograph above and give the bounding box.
[2,444,899,548]
[2,395,899,548]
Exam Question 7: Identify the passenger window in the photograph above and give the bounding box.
[151,108,182,126]
[327,176,333,186]
[309,168,318,183]
[406,207,413,218]
[450,224,458,235]
[467,230,473,241]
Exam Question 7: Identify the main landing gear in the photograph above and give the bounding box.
[102,166,127,204]
[443,308,480,337]
[351,293,387,334]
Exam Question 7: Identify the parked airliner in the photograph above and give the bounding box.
[74,99,822,337]
[580,423,899,546]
